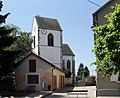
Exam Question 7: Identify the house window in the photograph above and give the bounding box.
[111,71,120,82]
[48,33,54,46]
[27,75,39,84]
[111,73,116,82]
[29,59,36,72]
[67,60,71,71]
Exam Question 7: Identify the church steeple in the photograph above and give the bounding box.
[32,16,63,69]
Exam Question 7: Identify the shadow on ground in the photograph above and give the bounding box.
[46,94,65,98]
[55,86,75,93]
[0,91,34,97]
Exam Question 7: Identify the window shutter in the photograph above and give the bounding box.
[111,73,116,81]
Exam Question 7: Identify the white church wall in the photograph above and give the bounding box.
[32,17,39,55]
[38,29,62,69]
[40,46,61,68]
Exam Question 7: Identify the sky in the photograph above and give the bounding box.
[2,0,109,75]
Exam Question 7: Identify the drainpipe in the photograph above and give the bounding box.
[38,27,40,55]
[52,67,55,91]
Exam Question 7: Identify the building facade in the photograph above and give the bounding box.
[31,16,75,84]
[15,53,65,91]
[92,0,120,96]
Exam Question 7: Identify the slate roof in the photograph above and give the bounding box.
[62,44,75,56]
[93,0,115,15]
[17,52,64,73]
[35,16,62,31]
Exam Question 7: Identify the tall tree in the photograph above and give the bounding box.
[0,1,18,79]
[5,25,33,61]
[83,66,90,77]
[16,32,32,60]
[93,4,120,76]
[77,63,84,80]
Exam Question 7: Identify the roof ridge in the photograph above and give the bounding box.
[35,16,62,31]
[62,44,75,56]
[93,0,113,15]
[35,15,57,20]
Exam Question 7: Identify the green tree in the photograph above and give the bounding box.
[4,24,21,37]
[0,1,19,80]
[15,32,32,60]
[72,60,75,83]
[93,4,120,76]
[64,68,71,78]
[83,66,90,77]
[77,63,84,81]
[5,24,33,61]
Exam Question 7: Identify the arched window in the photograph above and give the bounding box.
[48,33,54,46]
[67,60,71,71]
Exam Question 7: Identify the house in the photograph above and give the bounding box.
[92,0,120,96]
[15,53,65,92]
[31,16,75,85]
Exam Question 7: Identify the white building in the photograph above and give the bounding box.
[32,16,75,83]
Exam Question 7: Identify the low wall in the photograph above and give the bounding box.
[97,89,120,96]
[83,76,96,86]
[65,78,72,85]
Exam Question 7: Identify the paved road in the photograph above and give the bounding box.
[46,86,93,98]
[1,86,119,98]
[46,86,73,98]
[46,93,67,98]
[46,86,120,98]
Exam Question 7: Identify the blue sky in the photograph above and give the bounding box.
[2,0,109,75]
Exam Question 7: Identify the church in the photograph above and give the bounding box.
[32,16,75,82]
[15,16,75,91]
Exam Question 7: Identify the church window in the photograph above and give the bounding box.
[48,33,54,46]
[67,60,71,71]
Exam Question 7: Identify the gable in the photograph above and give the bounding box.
[16,53,65,72]
[93,0,120,26]
[16,53,55,71]
[93,0,120,15]
[62,44,75,56]
[27,54,53,69]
